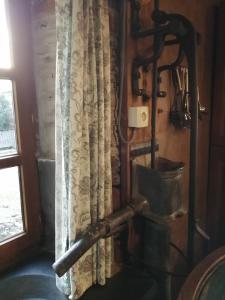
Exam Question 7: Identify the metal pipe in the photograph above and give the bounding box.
[53,196,149,277]
[151,1,160,169]
[158,46,185,74]
[186,35,198,268]
[53,222,108,277]
[179,23,198,267]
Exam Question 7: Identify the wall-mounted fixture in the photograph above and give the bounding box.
[130,0,203,270]
[132,158,185,217]
[128,106,149,128]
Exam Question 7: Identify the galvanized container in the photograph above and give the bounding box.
[133,157,185,217]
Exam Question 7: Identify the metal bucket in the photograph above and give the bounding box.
[133,157,184,217]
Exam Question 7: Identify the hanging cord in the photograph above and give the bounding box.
[117,0,136,144]
[150,0,161,168]
[170,242,188,264]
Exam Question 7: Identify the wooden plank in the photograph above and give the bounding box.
[0,155,22,169]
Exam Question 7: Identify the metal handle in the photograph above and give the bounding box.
[53,197,149,277]
[53,222,107,277]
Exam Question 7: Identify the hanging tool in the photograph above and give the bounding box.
[157,45,185,98]
[170,67,187,128]
[183,67,191,127]
[170,66,191,128]
[170,67,206,128]
[197,87,207,119]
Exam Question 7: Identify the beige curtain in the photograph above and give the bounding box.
[55,0,113,298]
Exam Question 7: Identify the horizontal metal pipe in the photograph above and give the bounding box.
[53,197,148,277]
[53,222,107,277]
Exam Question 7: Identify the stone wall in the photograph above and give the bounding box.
[32,0,56,159]
[31,1,56,252]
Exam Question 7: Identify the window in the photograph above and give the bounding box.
[0,0,41,271]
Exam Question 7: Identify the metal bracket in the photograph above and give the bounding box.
[132,34,165,99]
[131,11,197,102]
[157,45,185,98]
[132,62,150,101]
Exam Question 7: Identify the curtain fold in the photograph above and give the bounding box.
[55,0,113,298]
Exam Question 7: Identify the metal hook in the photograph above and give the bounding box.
[157,45,185,97]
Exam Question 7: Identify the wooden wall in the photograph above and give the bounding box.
[121,0,221,283]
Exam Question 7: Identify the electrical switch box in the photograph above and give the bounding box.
[128,106,149,128]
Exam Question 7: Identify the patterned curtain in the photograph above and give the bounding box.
[55,0,113,298]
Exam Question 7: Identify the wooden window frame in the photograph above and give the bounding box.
[0,0,41,271]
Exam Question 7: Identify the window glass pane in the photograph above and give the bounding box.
[0,167,24,243]
[0,0,12,69]
[0,80,18,157]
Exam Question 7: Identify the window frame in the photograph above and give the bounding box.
[0,0,41,271]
